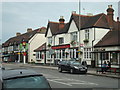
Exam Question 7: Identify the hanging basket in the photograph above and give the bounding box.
[83,39,89,43]
[47,44,51,47]
[70,40,77,46]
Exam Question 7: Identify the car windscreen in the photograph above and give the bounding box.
[71,62,82,66]
[3,76,50,88]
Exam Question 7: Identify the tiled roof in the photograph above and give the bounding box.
[2,27,46,47]
[45,13,110,37]
[94,21,120,47]
[71,13,110,30]
[34,43,46,52]
[45,21,69,37]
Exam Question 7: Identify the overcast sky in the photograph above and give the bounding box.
[0,0,119,43]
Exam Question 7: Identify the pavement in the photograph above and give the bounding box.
[2,62,120,79]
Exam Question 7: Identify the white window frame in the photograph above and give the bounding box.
[85,29,89,39]
[59,37,64,44]
[48,37,52,45]
[71,32,78,41]
[84,48,91,59]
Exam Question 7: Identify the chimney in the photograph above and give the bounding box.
[107,5,114,28]
[117,17,119,22]
[27,28,32,33]
[59,16,65,29]
[16,32,21,36]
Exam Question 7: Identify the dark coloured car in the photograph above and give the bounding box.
[58,60,87,74]
[1,68,51,89]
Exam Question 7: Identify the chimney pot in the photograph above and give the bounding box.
[108,5,112,8]
[117,17,119,22]
[59,16,65,29]
[27,28,32,32]
[16,32,21,36]
[59,16,65,23]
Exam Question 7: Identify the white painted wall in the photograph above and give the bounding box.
[28,33,46,63]
[80,28,109,47]
[47,28,52,37]
[68,20,78,33]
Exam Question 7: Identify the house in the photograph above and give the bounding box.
[2,27,46,63]
[34,43,46,64]
[45,5,117,65]
[93,17,120,68]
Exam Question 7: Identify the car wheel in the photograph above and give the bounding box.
[58,67,62,72]
[70,69,74,74]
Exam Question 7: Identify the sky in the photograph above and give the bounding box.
[0,0,119,43]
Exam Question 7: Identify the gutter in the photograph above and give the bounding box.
[92,28,96,52]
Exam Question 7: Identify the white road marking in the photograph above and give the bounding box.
[48,79,72,86]
[42,74,98,86]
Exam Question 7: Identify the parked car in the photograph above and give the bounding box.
[58,60,87,74]
[1,68,51,89]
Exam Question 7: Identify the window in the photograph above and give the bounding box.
[71,32,77,41]
[36,52,39,59]
[62,50,65,58]
[85,29,89,39]
[4,76,50,88]
[48,37,52,45]
[59,37,64,44]
[84,48,91,59]
[47,51,51,58]
[111,52,118,64]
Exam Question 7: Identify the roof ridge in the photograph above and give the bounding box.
[72,13,105,17]
[49,21,68,24]
[93,14,105,26]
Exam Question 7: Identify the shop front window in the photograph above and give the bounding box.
[111,52,118,64]
[102,53,109,60]
[47,51,51,58]
[62,50,65,58]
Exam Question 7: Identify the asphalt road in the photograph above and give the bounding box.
[2,63,119,89]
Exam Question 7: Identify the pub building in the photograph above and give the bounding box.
[45,5,119,65]
[45,16,80,65]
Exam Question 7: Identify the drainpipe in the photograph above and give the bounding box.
[92,28,96,67]
[53,35,55,65]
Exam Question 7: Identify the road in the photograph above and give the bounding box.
[2,63,119,89]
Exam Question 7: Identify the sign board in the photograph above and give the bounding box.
[19,42,28,51]
[80,44,84,47]
[52,44,70,49]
